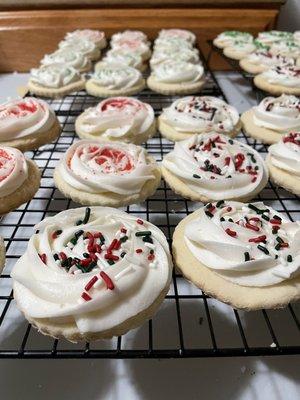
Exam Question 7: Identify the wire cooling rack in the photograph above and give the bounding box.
[0,50,299,359]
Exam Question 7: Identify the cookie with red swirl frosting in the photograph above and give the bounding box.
[173,201,300,310]
[0,97,61,151]
[0,146,40,215]
[11,207,172,341]
[54,140,161,207]
[75,97,156,145]
[254,65,300,96]
[267,132,300,196]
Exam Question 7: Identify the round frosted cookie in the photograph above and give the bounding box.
[241,94,300,144]
[58,38,101,61]
[110,39,151,61]
[239,51,295,75]
[0,146,40,215]
[223,40,256,61]
[100,50,146,72]
[162,133,268,203]
[213,31,253,49]
[157,29,196,44]
[257,30,293,46]
[41,48,92,73]
[54,140,161,207]
[65,29,107,49]
[111,30,149,45]
[0,236,5,273]
[173,201,300,310]
[28,64,85,98]
[270,40,300,59]
[75,97,156,145]
[158,96,241,141]
[0,97,61,151]
[86,64,145,97]
[254,65,300,95]
[147,61,205,95]
[153,37,193,52]
[150,47,200,69]
[266,132,300,196]
[11,207,173,342]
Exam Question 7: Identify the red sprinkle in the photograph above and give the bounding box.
[94,244,102,254]
[121,227,127,234]
[93,232,103,239]
[137,219,144,225]
[104,253,119,261]
[251,177,257,183]
[39,253,47,264]
[148,254,155,261]
[85,276,99,291]
[225,228,237,237]
[270,218,282,225]
[248,217,260,222]
[80,258,92,267]
[100,271,114,290]
[245,222,260,232]
[224,157,231,166]
[51,232,58,239]
[59,252,67,261]
[280,242,289,248]
[227,207,232,212]
[248,235,266,243]
[81,292,92,302]
[108,238,118,252]
[136,248,143,254]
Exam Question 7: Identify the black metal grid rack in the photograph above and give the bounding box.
[0,47,299,359]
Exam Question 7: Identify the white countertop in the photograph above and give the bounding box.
[0,72,299,400]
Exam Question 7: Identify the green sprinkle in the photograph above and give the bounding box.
[228,218,234,223]
[75,230,84,239]
[107,259,115,265]
[257,245,269,255]
[276,236,284,243]
[76,220,83,226]
[205,211,213,218]
[53,253,59,261]
[193,174,201,179]
[135,231,152,237]
[244,252,250,261]
[287,255,293,263]
[120,252,126,258]
[82,207,91,224]
[275,243,281,251]
[220,217,225,222]
[216,200,225,208]
[120,235,128,243]
[143,236,153,244]
[261,214,270,221]
[228,139,234,144]
[83,252,90,258]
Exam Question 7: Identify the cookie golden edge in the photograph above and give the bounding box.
[254,74,300,96]
[266,155,300,196]
[53,156,162,207]
[146,76,206,96]
[223,47,250,61]
[241,109,283,144]
[28,78,86,99]
[0,236,5,273]
[172,209,300,310]
[0,159,41,215]
[0,119,61,152]
[85,79,146,97]
[13,281,170,342]
[239,58,265,75]
[161,165,266,203]
[158,117,241,142]
[75,115,157,145]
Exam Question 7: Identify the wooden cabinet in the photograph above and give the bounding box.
[0,1,284,72]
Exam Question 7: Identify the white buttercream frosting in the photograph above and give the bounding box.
[150,47,200,67]
[160,96,239,134]
[65,30,106,46]
[225,40,256,55]
[30,63,82,88]
[214,31,253,47]
[153,37,193,51]
[151,61,204,84]
[102,49,143,70]
[184,201,300,287]
[0,146,28,197]
[110,39,150,58]
[59,38,100,59]
[0,97,56,140]
[253,94,300,132]
[11,207,172,334]
[89,63,143,90]
[162,133,268,200]
[270,41,300,58]
[257,31,293,45]
[157,29,196,44]
[57,140,157,195]
[111,30,149,45]
[268,132,300,176]
[41,48,91,71]
[76,97,154,142]
[261,65,300,87]
[245,50,295,70]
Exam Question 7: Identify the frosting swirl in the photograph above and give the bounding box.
[244,50,295,69]
[150,47,200,67]
[110,39,150,58]
[76,97,154,142]
[157,29,196,44]
[0,97,56,140]
[154,37,193,51]
[111,30,148,44]
[57,140,157,195]
[11,207,172,334]
[59,38,99,59]
[268,132,300,176]
[225,40,256,55]
[30,63,81,88]
[162,133,268,200]
[261,65,300,87]
[214,31,253,47]
[0,146,28,197]
[270,41,300,58]
[151,61,204,84]
[41,48,91,71]
[184,201,300,287]
[257,31,293,45]
[160,96,239,134]
[102,49,143,70]
[253,94,300,132]
[65,30,105,45]
[91,64,143,90]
